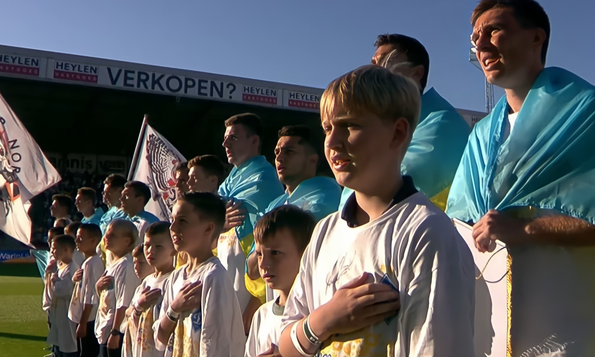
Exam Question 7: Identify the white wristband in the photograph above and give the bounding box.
[166,306,181,322]
[291,322,314,357]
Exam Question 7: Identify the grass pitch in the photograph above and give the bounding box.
[0,263,49,357]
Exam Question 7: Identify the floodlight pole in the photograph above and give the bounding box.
[469,49,495,113]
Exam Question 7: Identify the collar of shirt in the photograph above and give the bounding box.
[341,175,418,228]
[272,296,285,316]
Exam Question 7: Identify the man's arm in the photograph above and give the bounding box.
[525,215,595,246]
[473,210,595,251]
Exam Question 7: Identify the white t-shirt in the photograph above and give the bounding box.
[217,229,251,313]
[69,254,105,324]
[503,111,519,141]
[123,272,171,357]
[154,256,245,357]
[47,260,79,353]
[94,254,141,344]
[245,299,284,357]
[281,192,475,357]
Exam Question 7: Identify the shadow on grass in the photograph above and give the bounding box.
[0,331,46,341]
[0,263,41,278]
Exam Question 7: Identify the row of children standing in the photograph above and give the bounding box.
[43,190,314,357]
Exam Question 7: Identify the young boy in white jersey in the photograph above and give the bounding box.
[278,65,475,357]
[124,222,176,357]
[42,226,65,329]
[66,222,86,267]
[122,244,156,357]
[132,244,155,281]
[95,219,141,357]
[245,205,315,357]
[47,234,80,357]
[70,223,105,357]
[156,192,245,357]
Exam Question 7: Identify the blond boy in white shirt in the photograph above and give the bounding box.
[278,65,475,357]
[95,219,141,357]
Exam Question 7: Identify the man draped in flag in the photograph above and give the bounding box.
[0,93,61,278]
[448,1,595,355]
[340,34,471,212]
[218,113,284,329]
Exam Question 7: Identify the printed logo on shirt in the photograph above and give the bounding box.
[191,309,202,332]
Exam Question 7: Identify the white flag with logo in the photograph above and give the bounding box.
[129,120,185,221]
[0,93,61,247]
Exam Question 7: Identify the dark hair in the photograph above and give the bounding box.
[187,155,226,186]
[146,221,171,238]
[125,181,152,206]
[104,174,127,189]
[278,125,318,156]
[132,244,145,259]
[78,223,102,241]
[254,205,315,253]
[224,113,264,144]
[65,222,82,236]
[48,226,65,239]
[52,194,73,210]
[53,234,76,252]
[77,187,97,205]
[472,0,550,64]
[374,34,430,91]
[177,192,226,240]
[175,162,189,174]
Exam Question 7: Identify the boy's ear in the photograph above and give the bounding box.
[389,117,410,151]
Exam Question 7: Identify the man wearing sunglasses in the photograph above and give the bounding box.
[340,34,471,212]
[448,0,595,355]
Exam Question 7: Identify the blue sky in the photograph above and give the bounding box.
[2,0,592,112]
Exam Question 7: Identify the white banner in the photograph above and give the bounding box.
[129,122,185,222]
[0,93,61,247]
[454,219,509,357]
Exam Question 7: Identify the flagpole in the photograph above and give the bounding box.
[128,115,149,181]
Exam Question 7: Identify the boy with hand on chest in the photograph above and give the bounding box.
[156,192,245,357]
[278,65,475,357]
[69,223,105,357]
[125,222,176,357]
[47,234,80,357]
[95,219,141,357]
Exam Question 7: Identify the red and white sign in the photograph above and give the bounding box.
[242,85,279,105]
[284,90,321,111]
[0,54,41,77]
[52,60,98,83]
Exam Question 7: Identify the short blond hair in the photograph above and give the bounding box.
[109,219,139,249]
[321,65,421,141]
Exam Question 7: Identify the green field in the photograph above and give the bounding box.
[0,263,49,357]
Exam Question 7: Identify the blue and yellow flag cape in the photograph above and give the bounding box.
[447,67,595,356]
[447,67,595,223]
